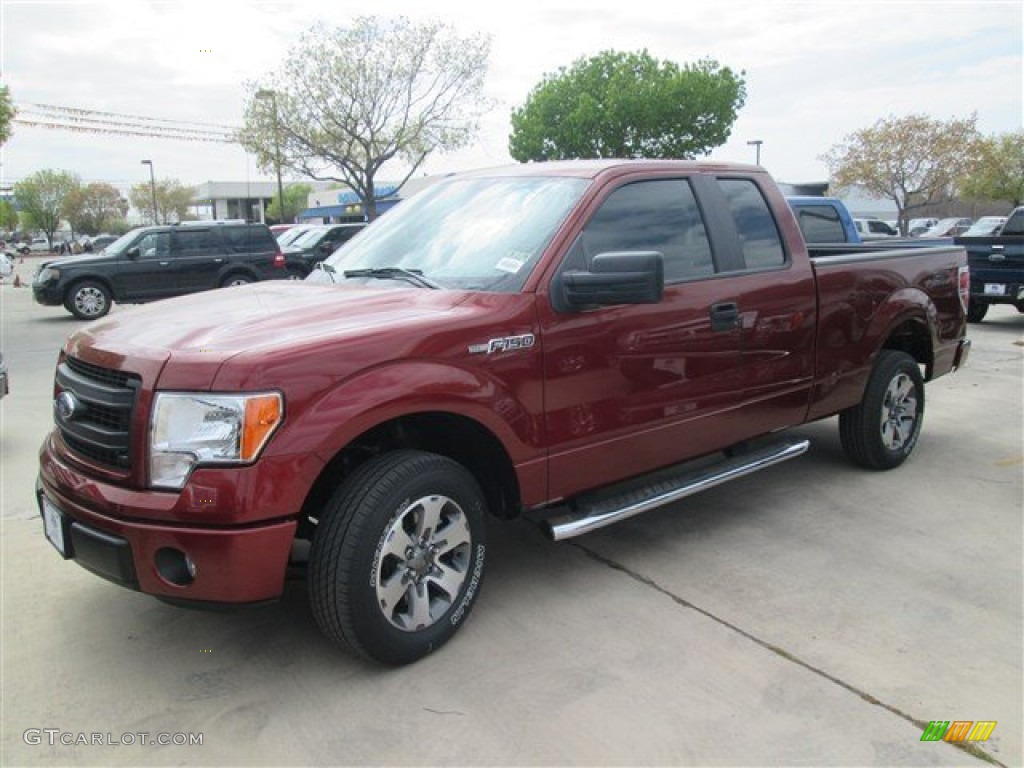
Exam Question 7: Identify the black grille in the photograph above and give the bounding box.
[56,357,140,471]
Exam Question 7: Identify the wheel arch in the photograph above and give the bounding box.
[297,410,523,539]
[65,273,116,301]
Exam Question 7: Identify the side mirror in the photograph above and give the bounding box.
[125,247,140,260]
[561,251,664,309]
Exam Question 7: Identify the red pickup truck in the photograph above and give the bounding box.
[37,160,971,664]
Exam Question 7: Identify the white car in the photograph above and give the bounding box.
[18,237,51,254]
[961,216,1007,237]
[853,218,898,240]
[0,252,13,277]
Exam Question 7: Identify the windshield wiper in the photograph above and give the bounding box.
[342,267,441,290]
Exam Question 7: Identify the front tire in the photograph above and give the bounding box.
[839,350,924,470]
[65,280,112,320]
[308,450,487,665]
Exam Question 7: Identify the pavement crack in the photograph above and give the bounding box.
[571,542,1006,768]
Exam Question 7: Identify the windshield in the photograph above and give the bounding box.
[962,217,1006,237]
[311,176,589,292]
[276,227,312,246]
[289,227,327,248]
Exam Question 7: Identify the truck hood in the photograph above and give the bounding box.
[81,282,471,357]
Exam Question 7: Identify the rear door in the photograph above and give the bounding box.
[712,176,817,432]
[171,228,227,292]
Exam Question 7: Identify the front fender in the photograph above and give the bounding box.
[267,359,545,469]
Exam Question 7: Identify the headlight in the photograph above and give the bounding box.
[149,392,283,490]
[36,266,59,283]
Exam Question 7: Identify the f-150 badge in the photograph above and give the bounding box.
[468,334,536,355]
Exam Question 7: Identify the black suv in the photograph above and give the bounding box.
[281,223,365,277]
[33,222,285,320]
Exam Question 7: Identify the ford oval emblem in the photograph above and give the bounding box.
[55,391,83,421]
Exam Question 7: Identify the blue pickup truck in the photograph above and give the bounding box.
[955,206,1024,322]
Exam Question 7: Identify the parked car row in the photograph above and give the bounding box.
[30,220,369,320]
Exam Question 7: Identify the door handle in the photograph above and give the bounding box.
[158,261,170,267]
[710,301,739,332]
[213,258,224,263]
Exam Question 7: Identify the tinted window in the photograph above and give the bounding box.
[222,225,275,253]
[580,179,714,283]
[135,231,170,259]
[173,229,222,257]
[793,205,845,244]
[718,179,786,269]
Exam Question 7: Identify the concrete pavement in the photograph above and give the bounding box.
[1,262,1021,766]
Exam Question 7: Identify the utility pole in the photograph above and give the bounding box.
[256,90,286,224]
[141,160,158,224]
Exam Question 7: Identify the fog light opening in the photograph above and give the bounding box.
[155,548,197,586]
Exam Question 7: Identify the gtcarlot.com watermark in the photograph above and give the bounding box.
[24,729,203,747]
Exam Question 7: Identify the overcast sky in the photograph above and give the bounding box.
[1,0,1021,193]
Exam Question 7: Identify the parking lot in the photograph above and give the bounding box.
[1,258,1021,766]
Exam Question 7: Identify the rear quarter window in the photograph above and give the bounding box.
[793,205,845,244]
[718,179,786,269]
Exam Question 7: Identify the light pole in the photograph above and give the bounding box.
[255,89,286,224]
[141,160,158,224]
[746,139,764,166]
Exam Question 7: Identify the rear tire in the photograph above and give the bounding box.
[839,350,924,470]
[967,301,988,323]
[221,274,252,288]
[308,450,487,665]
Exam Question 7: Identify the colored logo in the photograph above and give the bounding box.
[920,721,996,742]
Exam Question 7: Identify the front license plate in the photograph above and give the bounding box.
[42,498,68,557]
[983,283,1006,296]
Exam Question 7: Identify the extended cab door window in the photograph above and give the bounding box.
[572,178,716,283]
[717,179,786,270]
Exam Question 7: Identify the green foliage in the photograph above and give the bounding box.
[128,179,196,224]
[822,113,981,233]
[267,183,313,224]
[960,130,1024,208]
[239,16,492,219]
[0,85,15,147]
[509,50,746,161]
[13,169,80,248]
[0,199,18,230]
[62,182,129,235]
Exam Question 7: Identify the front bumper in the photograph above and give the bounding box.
[32,281,63,306]
[36,450,297,604]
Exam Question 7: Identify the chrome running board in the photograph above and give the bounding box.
[544,438,809,541]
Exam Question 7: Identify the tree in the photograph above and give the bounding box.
[509,50,746,162]
[960,130,1024,208]
[62,182,129,235]
[13,170,80,248]
[238,16,491,220]
[0,84,15,147]
[267,182,312,224]
[822,114,982,234]
[0,199,18,231]
[128,179,195,224]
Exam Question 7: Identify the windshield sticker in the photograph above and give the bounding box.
[495,255,526,274]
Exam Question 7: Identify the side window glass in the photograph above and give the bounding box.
[581,179,714,283]
[794,206,844,244]
[136,232,169,259]
[174,229,221,257]
[718,179,786,269]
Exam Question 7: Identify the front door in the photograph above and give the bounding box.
[537,175,749,502]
